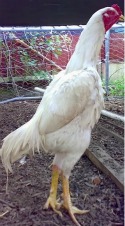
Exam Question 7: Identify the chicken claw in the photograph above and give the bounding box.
[61,174,89,226]
[43,165,62,217]
[44,196,62,217]
[43,165,89,225]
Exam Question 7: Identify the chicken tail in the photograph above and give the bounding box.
[0,112,43,173]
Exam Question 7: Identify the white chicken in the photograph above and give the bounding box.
[0,4,123,226]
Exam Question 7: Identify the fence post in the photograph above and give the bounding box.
[105,29,110,100]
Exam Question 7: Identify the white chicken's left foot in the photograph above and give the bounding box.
[43,165,62,217]
[60,174,89,226]
[44,196,62,217]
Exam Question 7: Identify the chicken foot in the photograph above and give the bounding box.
[59,174,89,226]
[44,166,89,226]
[44,165,62,217]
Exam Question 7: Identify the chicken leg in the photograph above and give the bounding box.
[44,166,89,226]
[44,165,62,217]
[60,174,89,226]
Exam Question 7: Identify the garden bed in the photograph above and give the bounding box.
[0,100,124,226]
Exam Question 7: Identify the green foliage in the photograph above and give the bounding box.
[33,70,52,81]
[20,50,37,66]
[37,34,71,58]
[109,77,124,96]
[18,33,71,79]
[0,38,3,48]
[42,35,63,58]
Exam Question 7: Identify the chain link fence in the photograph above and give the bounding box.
[0,24,124,102]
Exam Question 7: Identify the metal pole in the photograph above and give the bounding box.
[0,24,122,32]
[105,29,110,100]
[0,96,42,104]
[0,26,85,32]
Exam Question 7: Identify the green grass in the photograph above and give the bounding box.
[109,77,124,96]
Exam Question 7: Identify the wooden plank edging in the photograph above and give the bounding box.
[85,147,124,192]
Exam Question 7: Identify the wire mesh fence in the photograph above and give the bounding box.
[102,25,124,98]
[0,24,124,102]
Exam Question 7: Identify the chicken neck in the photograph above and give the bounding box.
[66,21,105,73]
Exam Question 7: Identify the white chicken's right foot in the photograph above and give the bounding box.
[60,173,89,226]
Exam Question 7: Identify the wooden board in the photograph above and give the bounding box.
[98,125,124,143]
[85,147,124,192]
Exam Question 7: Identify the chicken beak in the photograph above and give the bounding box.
[119,14,124,22]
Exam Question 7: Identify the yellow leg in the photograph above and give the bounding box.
[61,174,89,226]
[44,165,62,217]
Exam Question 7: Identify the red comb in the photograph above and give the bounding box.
[111,4,122,16]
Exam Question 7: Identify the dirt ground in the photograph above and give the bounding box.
[104,98,124,115]
[0,99,124,226]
